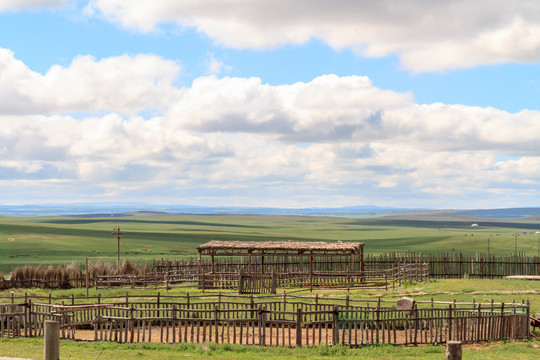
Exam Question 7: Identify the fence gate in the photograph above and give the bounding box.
[239,269,277,294]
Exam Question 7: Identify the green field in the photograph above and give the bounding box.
[1,336,538,359]
[1,213,540,273]
[1,213,539,359]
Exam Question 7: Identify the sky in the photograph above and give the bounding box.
[0,0,540,209]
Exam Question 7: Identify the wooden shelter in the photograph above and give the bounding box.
[197,240,365,292]
[198,240,364,271]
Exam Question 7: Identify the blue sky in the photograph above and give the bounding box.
[1,0,540,209]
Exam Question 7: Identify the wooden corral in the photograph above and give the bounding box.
[0,293,531,346]
[197,241,365,293]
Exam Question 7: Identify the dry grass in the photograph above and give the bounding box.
[3,260,150,290]
[198,240,364,254]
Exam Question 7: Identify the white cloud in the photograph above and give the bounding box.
[0,0,72,11]
[0,48,181,115]
[163,75,540,156]
[2,50,540,207]
[86,0,540,72]
[205,53,232,75]
[167,74,413,143]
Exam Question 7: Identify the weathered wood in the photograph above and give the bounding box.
[44,320,59,360]
[296,307,302,347]
[1,294,531,347]
[446,340,462,360]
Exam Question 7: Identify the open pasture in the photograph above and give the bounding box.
[1,213,540,273]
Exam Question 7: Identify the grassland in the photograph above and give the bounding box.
[0,212,539,359]
[1,213,539,273]
[1,338,538,360]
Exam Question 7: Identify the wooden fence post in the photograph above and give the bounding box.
[44,320,59,360]
[271,270,277,294]
[214,305,219,343]
[333,305,340,345]
[296,307,302,347]
[414,303,419,345]
[499,302,505,339]
[238,268,244,294]
[376,297,381,344]
[171,304,177,344]
[448,304,453,341]
[25,299,31,337]
[85,257,89,298]
[476,303,482,341]
[446,340,462,360]
[258,305,267,346]
[526,300,531,338]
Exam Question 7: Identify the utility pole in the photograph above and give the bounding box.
[112,227,125,271]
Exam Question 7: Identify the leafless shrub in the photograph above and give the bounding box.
[89,260,114,278]
[65,262,82,288]
[118,259,138,275]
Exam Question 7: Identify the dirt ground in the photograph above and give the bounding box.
[73,324,439,346]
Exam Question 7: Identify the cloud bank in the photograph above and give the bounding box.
[4,1,540,72]
[85,0,540,72]
[1,48,539,207]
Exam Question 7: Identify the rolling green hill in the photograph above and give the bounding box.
[0,213,539,273]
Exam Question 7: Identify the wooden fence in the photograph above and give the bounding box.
[95,262,430,292]
[0,303,26,338]
[154,255,364,277]
[1,252,537,291]
[124,262,429,292]
[160,261,428,292]
[154,252,539,281]
[0,293,531,346]
[365,252,540,279]
[239,270,277,294]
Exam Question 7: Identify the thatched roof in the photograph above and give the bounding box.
[198,240,364,255]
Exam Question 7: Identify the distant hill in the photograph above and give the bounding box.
[446,208,540,218]
[0,203,406,217]
[0,203,538,219]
